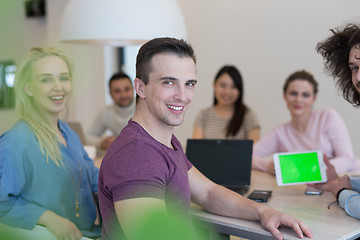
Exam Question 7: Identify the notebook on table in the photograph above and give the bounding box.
[185,139,253,195]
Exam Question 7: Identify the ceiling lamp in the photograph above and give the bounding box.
[60,0,187,46]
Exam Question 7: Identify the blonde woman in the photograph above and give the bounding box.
[0,47,100,239]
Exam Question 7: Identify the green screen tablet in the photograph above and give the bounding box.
[273,150,327,186]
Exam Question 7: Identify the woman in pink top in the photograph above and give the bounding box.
[253,70,356,174]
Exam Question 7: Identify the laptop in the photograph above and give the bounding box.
[185,139,253,195]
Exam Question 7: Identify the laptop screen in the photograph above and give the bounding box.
[185,139,253,186]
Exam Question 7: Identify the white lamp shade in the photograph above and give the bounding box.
[60,0,187,46]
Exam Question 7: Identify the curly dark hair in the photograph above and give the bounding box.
[316,24,360,107]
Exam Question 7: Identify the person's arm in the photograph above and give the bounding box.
[0,143,82,240]
[325,109,356,173]
[0,137,45,230]
[192,126,204,139]
[252,129,280,173]
[247,127,260,142]
[308,157,360,219]
[309,175,350,196]
[338,188,360,219]
[188,166,313,240]
[192,109,206,139]
[114,198,166,239]
[0,194,76,239]
[308,154,342,193]
[311,175,360,219]
[37,210,82,240]
[101,141,184,238]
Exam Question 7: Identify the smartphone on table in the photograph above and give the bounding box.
[305,186,323,195]
[248,190,272,202]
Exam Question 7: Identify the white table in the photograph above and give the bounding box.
[0,224,95,240]
[191,170,360,240]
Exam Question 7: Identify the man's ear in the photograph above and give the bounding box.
[134,78,145,99]
[24,84,33,97]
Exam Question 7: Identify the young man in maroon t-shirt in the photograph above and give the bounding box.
[98,37,313,240]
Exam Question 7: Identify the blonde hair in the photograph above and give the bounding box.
[14,47,73,166]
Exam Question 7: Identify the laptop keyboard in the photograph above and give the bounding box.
[226,185,249,195]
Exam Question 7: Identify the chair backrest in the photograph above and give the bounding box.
[67,121,86,145]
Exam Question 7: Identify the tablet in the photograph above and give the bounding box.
[273,150,327,186]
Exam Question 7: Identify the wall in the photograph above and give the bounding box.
[0,0,47,132]
[174,0,360,158]
[0,0,111,135]
[1,0,360,159]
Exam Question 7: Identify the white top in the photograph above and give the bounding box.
[86,101,136,147]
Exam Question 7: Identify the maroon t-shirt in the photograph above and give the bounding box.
[98,120,193,239]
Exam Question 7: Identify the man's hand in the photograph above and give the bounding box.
[100,136,116,150]
[309,175,351,197]
[308,154,351,196]
[38,211,82,240]
[259,207,313,240]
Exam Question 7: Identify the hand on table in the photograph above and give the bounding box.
[38,211,82,240]
[260,206,313,240]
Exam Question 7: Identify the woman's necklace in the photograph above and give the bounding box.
[58,130,82,218]
[64,158,82,218]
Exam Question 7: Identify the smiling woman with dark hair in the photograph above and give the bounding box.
[193,65,260,141]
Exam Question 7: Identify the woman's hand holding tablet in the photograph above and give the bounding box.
[273,150,327,186]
